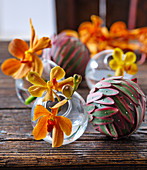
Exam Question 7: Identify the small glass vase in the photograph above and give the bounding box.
[85,50,134,89]
[31,92,88,145]
[15,59,58,107]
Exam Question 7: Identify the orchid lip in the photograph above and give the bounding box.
[45,92,72,117]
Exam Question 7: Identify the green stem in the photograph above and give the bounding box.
[25,95,37,105]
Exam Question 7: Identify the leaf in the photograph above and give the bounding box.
[103,79,122,84]
[95,81,111,89]
[107,123,118,138]
[125,79,145,97]
[92,107,118,118]
[120,81,139,98]
[113,96,134,124]
[95,97,114,105]
[112,84,138,104]
[87,92,103,104]
[98,125,112,136]
[86,104,95,114]
[98,88,119,96]
[92,117,113,125]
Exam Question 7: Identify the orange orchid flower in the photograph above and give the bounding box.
[33,99,72,147]
[27,66,74,102]
[1,19,51,79]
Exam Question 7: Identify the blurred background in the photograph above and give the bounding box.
[0,0,146,40]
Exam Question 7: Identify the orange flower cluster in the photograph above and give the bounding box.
[64,15,147,58]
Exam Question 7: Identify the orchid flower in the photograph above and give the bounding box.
[1,19,51,79]
[109,48,138,76]
[27,66,74,102]
[33,99,72,147]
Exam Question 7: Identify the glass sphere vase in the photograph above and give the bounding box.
[85,50,134,89]
[15,59,58,107]
[31,92,88,145]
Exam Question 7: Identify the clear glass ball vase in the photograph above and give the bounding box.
[85,50,134,89]
[15,59,58,107]
[31,92,88,145]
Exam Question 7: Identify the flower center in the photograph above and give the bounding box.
[47,119,55,132]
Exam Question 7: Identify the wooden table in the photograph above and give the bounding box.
[0,41,147,169]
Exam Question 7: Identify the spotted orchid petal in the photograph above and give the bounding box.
[50,66,65,81]
[33,104,51,121]
[27,72,47,86]
[57,116,72,136]
[28,85,47,97]
[52,121,64,147]
[8,39,29,59]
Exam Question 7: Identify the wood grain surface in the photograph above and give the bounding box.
[0,41,147,169]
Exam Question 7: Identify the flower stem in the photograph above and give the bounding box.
[25,95,37,105]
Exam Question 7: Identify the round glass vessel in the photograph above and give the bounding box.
[85,50,134,89]
[31,92,88,145]
[15,59,58,107]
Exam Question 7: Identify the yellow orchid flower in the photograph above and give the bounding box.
[109,48,138,76]
[1,19,51,79]
[33,99,72,147]
[27,66,74,102]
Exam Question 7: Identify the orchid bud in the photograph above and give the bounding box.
[62,84,73,99]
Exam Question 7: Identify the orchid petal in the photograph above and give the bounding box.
[52,121,64,147]
[33,116,48,140]
[27,72,47,86]
[52,99,68,109]
[125,63,138,75]
[115,67,124,76]
[31,37,51,53]
[50,66,65,81]
[8,39,29,59]
[32,54,43,76]
[12,63,31,79]
[63,30,79,38]
[113,48,123,61]
[1,58,21,76]
[91,15,103,27]
[109,59,119,71]
[28,85,47,97]
[33,104,51,121]
[43,89,54,102]
[57,77,73,91]
[124,52,136,64]
[57,116,72,136]
[29,18,35,49]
